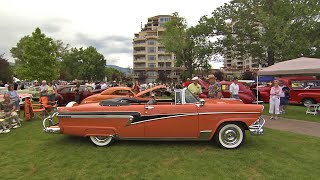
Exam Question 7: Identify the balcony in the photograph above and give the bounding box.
[134,51,146,55]
[133,43,146,47]
[133,37,146,41]
[145,34,158,39]
[134,58,146,61]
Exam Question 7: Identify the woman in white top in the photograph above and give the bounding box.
[269,80,282,120]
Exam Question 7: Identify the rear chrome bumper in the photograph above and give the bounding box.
[43,112,60,134]
[249,117,265,135]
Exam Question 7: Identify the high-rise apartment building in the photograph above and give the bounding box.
[132,15,184,83]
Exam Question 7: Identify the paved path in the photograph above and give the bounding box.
[262,115,320,137]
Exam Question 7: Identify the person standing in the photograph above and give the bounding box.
[7,85,20,119]
[47,82,57,102]
[229,77,240,99]
[207,74,223,99]
[269,80,282,120]
[188,77,202,97]
[39,80,48,97]
[133,81,140,93]
[73,82,81,104]
[279,81,290,114]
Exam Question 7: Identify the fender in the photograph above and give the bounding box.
[208,117,258,140]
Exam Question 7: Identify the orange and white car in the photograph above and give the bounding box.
[80,85,167,104]
[43,88,265,149]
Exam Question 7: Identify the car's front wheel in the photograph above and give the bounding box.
[90,136,114,146]
[214,123,245,149]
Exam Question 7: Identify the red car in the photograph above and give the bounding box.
[257,77,320,105]
[56,85,104,105]
[198,79,256,104]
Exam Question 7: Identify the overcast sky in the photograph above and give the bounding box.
[0,0,228,68]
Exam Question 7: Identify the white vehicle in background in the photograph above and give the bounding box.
[0,87,33,107]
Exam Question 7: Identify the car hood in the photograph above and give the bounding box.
[136,85,166,97]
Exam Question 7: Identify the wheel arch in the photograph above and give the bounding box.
[210,120,248,140]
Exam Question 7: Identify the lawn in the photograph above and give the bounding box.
[1,119,320,179]
[262,104,320,123]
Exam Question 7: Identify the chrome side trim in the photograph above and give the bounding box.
[249,116,265,135]
[118,137,207,141]
[58,115,133,119]
[199,112,261,115]
[44,127,61,134]
[131,113,198,125]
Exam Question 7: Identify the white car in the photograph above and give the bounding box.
[0,87,33,107]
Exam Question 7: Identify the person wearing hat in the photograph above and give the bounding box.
[146,92,157,105]
[207,75,223,99]
[188,77,202,97]
[39,80,48,97]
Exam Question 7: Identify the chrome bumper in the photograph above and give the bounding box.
[43,112,60,134]
[249,117,265,135]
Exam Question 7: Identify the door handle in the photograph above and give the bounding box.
[145,106,154,110]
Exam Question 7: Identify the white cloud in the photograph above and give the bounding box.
[0,0,229,68]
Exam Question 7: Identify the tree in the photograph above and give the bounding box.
[0,54,14,83]
[138,73,148,83]
[242,70,255,80]
[197,0,320,66]
[105,67,125,82]
[61,46,106,81]
[214,70,224,81]
[158,71,168,83]
[160,12,214,78]
[10,28,60,81]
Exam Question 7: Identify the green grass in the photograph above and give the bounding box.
[263,104,320,123]
[1,119,320,179]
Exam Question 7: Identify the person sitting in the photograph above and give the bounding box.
[188,77,202,97]
[0,94,21,129]
[146,93,157,105]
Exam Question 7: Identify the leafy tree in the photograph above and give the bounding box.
[105,67,125,82]
[61,47,106,81]
[158,71,168,83]
[138,73,148,83]
[197,0,320,66]
[242,70,255,80]
[160,12,214,78]
[10,28,60,81]
[214,70,224,81]
[0,54,14,83]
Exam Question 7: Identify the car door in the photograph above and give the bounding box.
[143,104,199,138]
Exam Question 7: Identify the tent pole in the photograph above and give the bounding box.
[256,75,259,104]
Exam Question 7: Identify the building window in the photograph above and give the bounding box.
[159,17,171,26]
[148,55,156,61]
[147,40,157,45]
[148,47,156,53]
[147,71,157,76]
[148,63,156,68]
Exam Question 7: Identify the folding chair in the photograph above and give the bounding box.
[24,98,46,120]
[39,96,58,116]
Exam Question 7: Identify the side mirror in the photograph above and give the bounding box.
[199,99,205,106]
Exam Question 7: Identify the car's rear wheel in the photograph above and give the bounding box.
[214,123,245,149]
[90,136,114,146]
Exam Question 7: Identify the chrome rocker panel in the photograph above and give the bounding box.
[249,117,265,135]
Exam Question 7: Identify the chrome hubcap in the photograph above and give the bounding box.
[94,136,110,143]
[221,128,239,145]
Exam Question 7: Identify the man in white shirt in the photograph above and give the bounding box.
[229,78,240,99]
[101,82,108,89]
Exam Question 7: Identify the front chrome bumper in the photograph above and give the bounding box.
[43,112,61,134]
[249,117,265,135]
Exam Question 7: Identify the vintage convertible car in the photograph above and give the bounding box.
[43,88,265,149]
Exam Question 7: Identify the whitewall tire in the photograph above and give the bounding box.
[90,136,114,146]
[214,123,245,149]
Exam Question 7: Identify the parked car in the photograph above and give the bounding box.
[81,85,167,104]
[43,87,265,149]
[198,79,257,104]
[0,87,33,107]
[56,85,104,105]
[256,77,320,105]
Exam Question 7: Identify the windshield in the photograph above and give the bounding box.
[185,88,199,103]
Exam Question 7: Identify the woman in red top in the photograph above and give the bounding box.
[269,80,282,120]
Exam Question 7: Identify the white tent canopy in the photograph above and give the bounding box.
[257,57,320,76]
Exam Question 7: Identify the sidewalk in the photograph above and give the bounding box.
[262,115,320,137]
